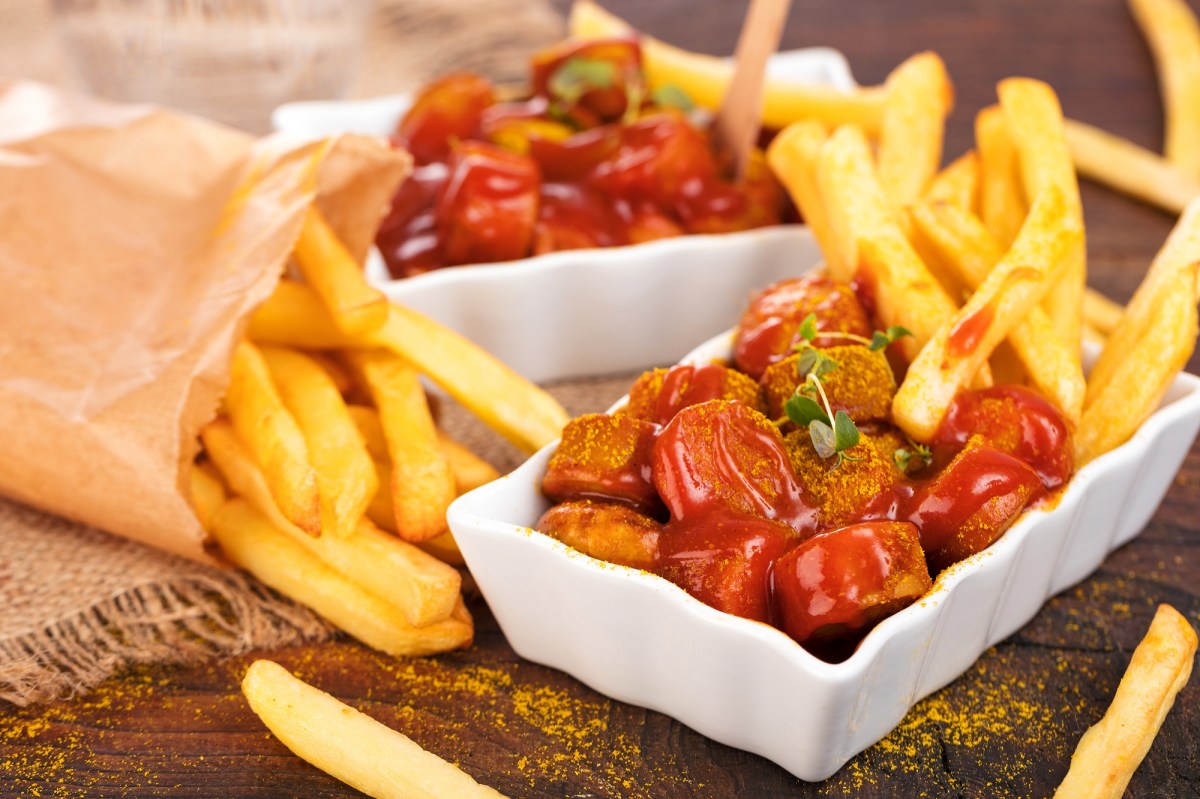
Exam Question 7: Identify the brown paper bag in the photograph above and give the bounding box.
[0,81,410,565]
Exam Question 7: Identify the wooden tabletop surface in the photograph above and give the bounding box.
[4,1,1200,797]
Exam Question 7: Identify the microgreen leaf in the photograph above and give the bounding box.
[784,394,829,428]
[894,442,933,473]
[797,313,819,343]
[869,324,914,351]
[809,419,837,459]
[649,83,694,112]
[548,57,617,106]
[795,347,818,376]
[812,354,839,379]
[832,411,860,451]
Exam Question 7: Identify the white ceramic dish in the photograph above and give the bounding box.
[271,49,855,380]
[448,324,1200,782]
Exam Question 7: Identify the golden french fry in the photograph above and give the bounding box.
[1083,287,1125,336]
[878,52,954,211]
[249,281,570,453]
[212,500,473,656]
[999,78,1086,352]
[260,346,377,539]
[909,201,1086,423]
[307,351,356,395]
[224,340,321,535]
[1065,118,1200,214]
[242,660,507,799]
[975,105,1027,248]
[293,205,388,336]
[1129,0,1200,178]
[766,122,845,277]
[202,426,458,625]
[366,456,398,533]
[1053,605,1197,799]
[416,531,467,568]
[567,0,888,133]
[346,350,455,543]
[923,151,979,213]
[1086,197,1200,407]
[189,461,227,532]
[1082,321,1108,348]
[347,404,388,461]
[1076,264,1199,463]
[817,124,961,363]
[896,187,1082,441]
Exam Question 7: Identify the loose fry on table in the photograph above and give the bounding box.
[242,660,507,799]
[975,105,1027,248]
[1128,0,1200,178]
[346,350,455,543]
[766,121,845,277]
[877,52,954,212]
[909,201,1086,423]
[248,280,570,453]
[895,186,1082,441]
[201,419,460,626]
[223,340,321,535]
[261,346,377,539]
[567,0,888,133]
[1053,605,1198,799]
[1065,118,1200,214]
[999,78,1086,352]
[816,124,961,363]
[1085,196,1200,409]
[212,500,473,656]
[923,151,979,213]
[293,205,389,336]
[189,461,227,532]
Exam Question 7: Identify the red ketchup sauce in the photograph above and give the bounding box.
[537,275,1075,661]
[377,37,787,278]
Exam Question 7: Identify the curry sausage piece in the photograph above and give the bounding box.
[761,345,896,425]
[622,363,765,425]
[543,413,662,515]
[536,499,661,571]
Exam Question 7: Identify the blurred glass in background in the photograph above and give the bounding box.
[50,0,374,132]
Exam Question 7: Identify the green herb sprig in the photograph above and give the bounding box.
[894,442,934,473]
[781,314,912,467]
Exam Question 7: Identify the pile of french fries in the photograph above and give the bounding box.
[191,205,570,657]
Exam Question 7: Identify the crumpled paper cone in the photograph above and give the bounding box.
[0,80,410,565]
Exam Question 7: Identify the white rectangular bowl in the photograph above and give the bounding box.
[271,49,855,381]
[448,324,1200,782]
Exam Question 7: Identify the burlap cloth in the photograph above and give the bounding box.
[0,0,610,707]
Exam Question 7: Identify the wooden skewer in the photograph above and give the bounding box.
[714,0,794,181]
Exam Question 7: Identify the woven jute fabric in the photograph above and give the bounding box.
[0,374,634,707]
[0,0,586,707]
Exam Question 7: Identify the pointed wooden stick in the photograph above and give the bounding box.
[714,0,793,180]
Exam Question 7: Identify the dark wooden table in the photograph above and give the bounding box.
[4,1,1199,796]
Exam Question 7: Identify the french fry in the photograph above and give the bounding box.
[567,0,888,133]
[189,461,227,532]
[878,52,954,212]
[203,426,459,625]
[260,346,377,539]
[1065,118,1200,214]
[909,201,1086,423]
[816,124,961,363]
[223,340,321,535]
[248,281,570,453]
[766,122,845,277]
[346,350,455,543]
[293,205,388,336]
[923,151,979,213]
[307,351,357,395]
[417,531,468,568]
[366,456,398,534]
[999,78,1086,352]
[1083,287,1125,336]
[975,105,1027,248]
[895,186,1082,441]
[242,660,507,799]
[211,500,473,656]
[1053,605,1197,799]
[1085,197,1200,408]
[1076,263,1199,464]
[439,431,501,494]
[347,404,388,461]
[1128,0,1200,178]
